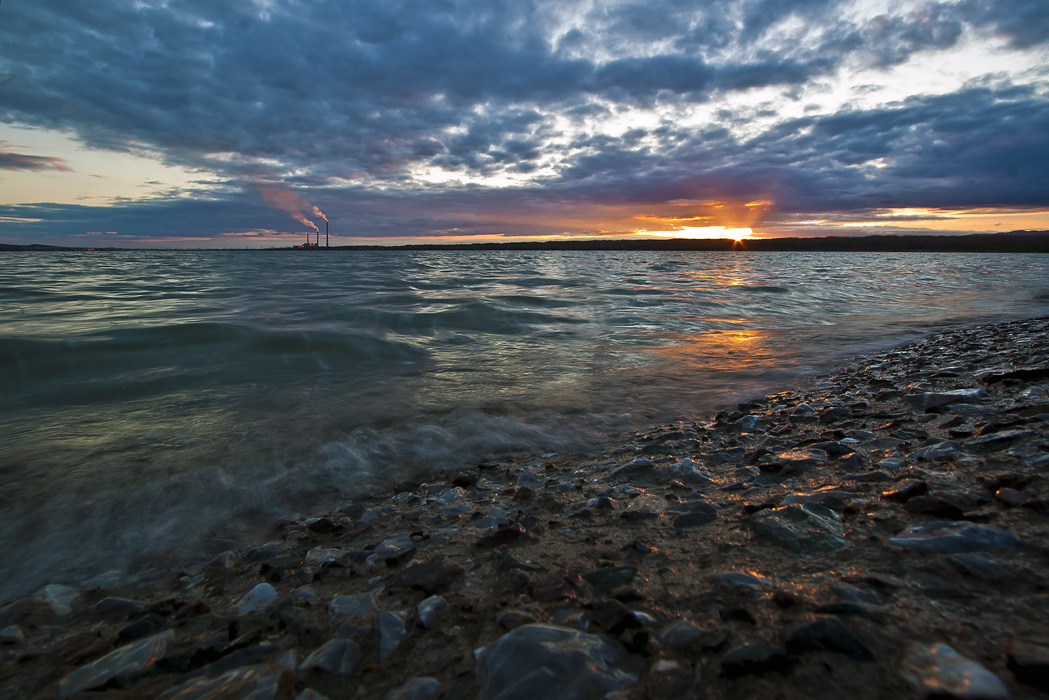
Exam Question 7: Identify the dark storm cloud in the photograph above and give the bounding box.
[0,0,1046,243]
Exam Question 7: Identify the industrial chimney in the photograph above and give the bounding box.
[326,220,329,248]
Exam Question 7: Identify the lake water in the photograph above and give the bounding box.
[2,249,1048,599]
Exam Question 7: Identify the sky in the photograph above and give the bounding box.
[1,0,1048,247]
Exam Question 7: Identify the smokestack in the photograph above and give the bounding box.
[326,220,329,248]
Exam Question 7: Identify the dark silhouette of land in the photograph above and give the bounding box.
[3,231,1048,253]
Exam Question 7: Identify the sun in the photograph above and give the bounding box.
[640,225,755,242]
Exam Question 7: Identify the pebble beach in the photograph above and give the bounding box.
[3,316,1049,700]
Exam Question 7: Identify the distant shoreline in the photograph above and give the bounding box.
[3,231,1049,253]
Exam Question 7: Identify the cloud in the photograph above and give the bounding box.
[0,143,73,172]
[0,0,1046,245]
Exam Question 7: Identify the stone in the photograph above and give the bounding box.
[476,523,528,549]
[157,664,292,700]
[1008,634,1049,692]
[390,557,464,594]
[387,677,440,700]
[0,625,25,644]
[36,583,80,617]
[966,429,1038,452]
[669,500,719,530]
[378,611,408,661]
[295,691,329,700]
[750,503,847,554]
[781,490,854,511]
[785,617,873,661]
[301,639,362,675]
[770,448,828,469]
[304,547,348,566]
[375,534,416,563]
[904,495,965,519]
[329,593,376,620]
[904,388,986,410]
[710,572,772,590]
[94,597,147,618]
[720,643,794,678]
[58,630,173,698]
[622,493,665,519]
[584,566,637,594]
[848,470,893,483]
[236,583,278,616]
[475,624,637,700]
[890,522,1025,553]
[657,619,704,649]
[910,440,964,460]
[417,595,451,629]
[882,479,928,503]
[900,643,1009,699]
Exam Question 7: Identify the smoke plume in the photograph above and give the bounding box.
[260,184,320,232]
[312,206,328,223]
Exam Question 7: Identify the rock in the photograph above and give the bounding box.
[304,547,348,566]
[417,595,451,629]
[769,448,827,470]
[904,388,986,410]
[157,664,292,700]
[948,553,1017,583]
[295,690,329,700]
[882,479,928,503]
[584,566,637,594]
[966,429,1038,452]
[781,490,854,511]
[900,643,1009,699]
[657,619,704,649]
[94,597,148,618]
[390,558,464,594]
[36,583,80,616]
[0,625,25,644]
[610,458,663,485]
[476,523,528,549]
[329,593,376,620]
[622,493,665,520]
[848,470,893,483]
[236,583,278,616]
[118,613,166,641]
[710,572,772,590]
[904,495,965,519]
[386,677,440,700]
[720,643,794,678]
[378,611,408,661]
[301,639,362,675]
[475,624,637,700]
[785,617,873,661]
[374,534,416,563]
[669,500,719,530]
[995,488,1032,508]
[305,517,342,533]
[750,503,847,554]
[910,440,964,460]
[58,630,174,698]
[1008,634,1049,692]
[890,522,1025,553]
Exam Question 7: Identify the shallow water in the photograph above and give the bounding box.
[1,249,1047,599]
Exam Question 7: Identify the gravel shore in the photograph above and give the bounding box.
[3,316,1049,700]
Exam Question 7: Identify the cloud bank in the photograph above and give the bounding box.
[0,0,1047,244]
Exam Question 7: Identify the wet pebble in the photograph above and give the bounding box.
[890,522,1025,553]
[301,639,362,675]
[329,593,376,620]
[900,642,1009,699]
[236,582,278,616]
[387,677,440,700]
[58,630,173,698]
[475,624,638,700]
[750,503,847,554]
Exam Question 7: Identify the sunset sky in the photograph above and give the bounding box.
[1,0,1047,247]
